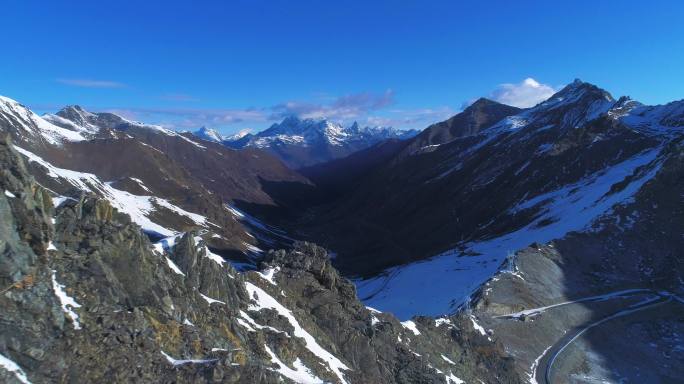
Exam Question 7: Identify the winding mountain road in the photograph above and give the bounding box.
[510,289,683,384]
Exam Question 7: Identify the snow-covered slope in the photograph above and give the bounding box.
[13,145,209,237]
[0,96,310,269]
[301,80,684,319]
[0,97,213,151]
[45,104,208,148]
[0,95,89,145]
[357,145,664,318]
[42,105,101,135]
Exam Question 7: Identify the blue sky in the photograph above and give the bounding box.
[2,1,683,134]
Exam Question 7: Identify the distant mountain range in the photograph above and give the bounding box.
[192,116,418,168]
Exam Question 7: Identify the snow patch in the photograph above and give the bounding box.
[238,310,290,336]
[0,353,31,384]
[129,177,152,193]
[161,351,217,366]
[14,146,172,235]
[165,257,185,276]
[14,146,211,237]
[153,198,208,227]
[469,315,486,336]
[401,320,421,335]
[199,292,225,305]
[256,267,280,285]
[445,372,465,384]
[51,270,82,330]
[243,241,263,254]
[263,345,324,384]
[244,282,350,384]
[227,204,292,243]
[435,317,453,327]
[528,345,553,384]
[51,195,69,207]
[152,238,186,276]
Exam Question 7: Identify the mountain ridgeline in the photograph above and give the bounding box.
[1,79,683,383]
[0,132,512,384]
[194,116,418,169]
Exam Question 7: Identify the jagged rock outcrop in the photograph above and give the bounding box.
[1,133,520,383]
[255,243,521,383]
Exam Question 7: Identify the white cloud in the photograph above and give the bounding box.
[489,78,557,108]
[366,106,455,129]
[77,89,444,132]
[101,107,267,130]
[56,78,126,88]
[270,90,395,121]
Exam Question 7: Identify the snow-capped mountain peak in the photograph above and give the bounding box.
[225,128,252,141]
[221,115,418,167]
[55,105,96,125]
[6,103,208,149]
[258,116,343,141]
[255,116,414,146]
[193,126,224,142]
[0,95,88,145]
[41,105,102,135]
[542,79,615,107]
[250,116,343,148]
[484,80,619,134]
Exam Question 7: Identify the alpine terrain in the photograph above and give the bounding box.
[216,116,418,169]
[1,79,683,384]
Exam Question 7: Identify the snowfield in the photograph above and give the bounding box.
[357,147,664,319]
[14,146,210,237]
[0,353,31,384]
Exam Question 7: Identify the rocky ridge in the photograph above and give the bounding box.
[0,133,520,383]
[0,95,307,264]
